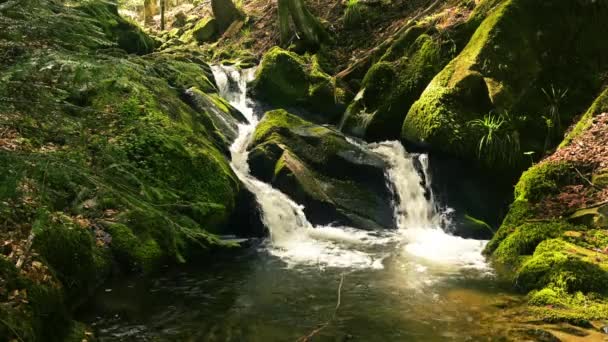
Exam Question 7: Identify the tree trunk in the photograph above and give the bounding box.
[278,0,292,45]
[278,0,327,48]
[211,0,243,33]
[144,0,156,26]
[160,0,166,30]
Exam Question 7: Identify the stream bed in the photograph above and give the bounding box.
[80,66,525,341]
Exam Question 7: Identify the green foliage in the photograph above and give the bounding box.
[344,0,365,28]
[468,112,521,167]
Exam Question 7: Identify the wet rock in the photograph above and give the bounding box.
[248,109,394,230]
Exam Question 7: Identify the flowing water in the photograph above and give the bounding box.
[81,66,519,341]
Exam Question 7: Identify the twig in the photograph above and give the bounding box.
[15,231,34,269]
[574,167,600,190]
[297,273,345,342]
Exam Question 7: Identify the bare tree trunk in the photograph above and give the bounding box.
[160,0,166,30]
[211,0,243,33]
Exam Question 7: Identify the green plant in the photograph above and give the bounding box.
[344,0,364,28]
[468,111,521,167]
[541,84,569,135]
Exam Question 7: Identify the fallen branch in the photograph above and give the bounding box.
[297,273,345,342]
[574,167,601,190]
[15,231,34,269]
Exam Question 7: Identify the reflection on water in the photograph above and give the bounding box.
[81,246,518,341]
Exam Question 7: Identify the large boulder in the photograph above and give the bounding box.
[402,0,608,169]
[251,47,347,123]
[248,109,394,230]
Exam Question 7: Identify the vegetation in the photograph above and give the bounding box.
[2,0,608,339]
[468,112,520,167]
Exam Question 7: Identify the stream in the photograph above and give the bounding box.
[80,66,518,341]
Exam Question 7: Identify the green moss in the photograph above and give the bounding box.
[0,256,72,342]
[252,47,344,121]
[516,239,608,293]
[32,213,110,303]
[561,87,608,147]
[78,0,156,55]
[105,223,164,272]
[514,162,573,202]
[180,17,218,44]
[252,109,308,144]
[492,221,572,266]
[344,31,452,140]
[402,0,608,168]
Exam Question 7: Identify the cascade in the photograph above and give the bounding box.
[211,65,487,270]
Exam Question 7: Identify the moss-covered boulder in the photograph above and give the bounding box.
[79,0,157,55]
[248,109,394,230]
[341,25,453,140]
[251,47,346,122]
[0,0,257,338]
[179,17,218,44]
[402,0,608,169]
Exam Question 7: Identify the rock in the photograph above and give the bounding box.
[401,0,608,169]
[179,17,218,44]
[173,11,187,28]
[341,24,452,141]
[601,326,608,334]
[569,203,608,229]
[251,47,346,123]
[191,17,218,43]
[248,109,394,230]
[184,87,247,145]
[592,170,608,188]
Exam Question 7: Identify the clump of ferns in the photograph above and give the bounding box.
[344,0,365,28]
[468,111,521,167]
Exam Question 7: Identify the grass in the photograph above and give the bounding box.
[468,111,520,167]
[344,0,365,28]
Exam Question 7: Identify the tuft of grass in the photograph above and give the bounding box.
[468,111,520,167]
[343,0,365,28]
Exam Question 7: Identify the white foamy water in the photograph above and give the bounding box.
[211,65,488,272]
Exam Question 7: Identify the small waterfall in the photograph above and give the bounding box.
[369,141,436,230]
[211,65,488,270]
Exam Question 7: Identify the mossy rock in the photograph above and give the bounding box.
[191,17,218,43]
[492,221,573,266]
[78,0,157,55]
[516,239,608,294]
[402,0,608,169]
[248,109,394,230]
[569,203,608,230]
[342,26,455,141]
[251,47,346,122]
[592,169,608,188]
[485,161,576,255]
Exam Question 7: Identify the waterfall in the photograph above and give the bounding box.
[211,65,487,270]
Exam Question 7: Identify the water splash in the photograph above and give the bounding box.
[211,65,488,272]
[212,65,386,269]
